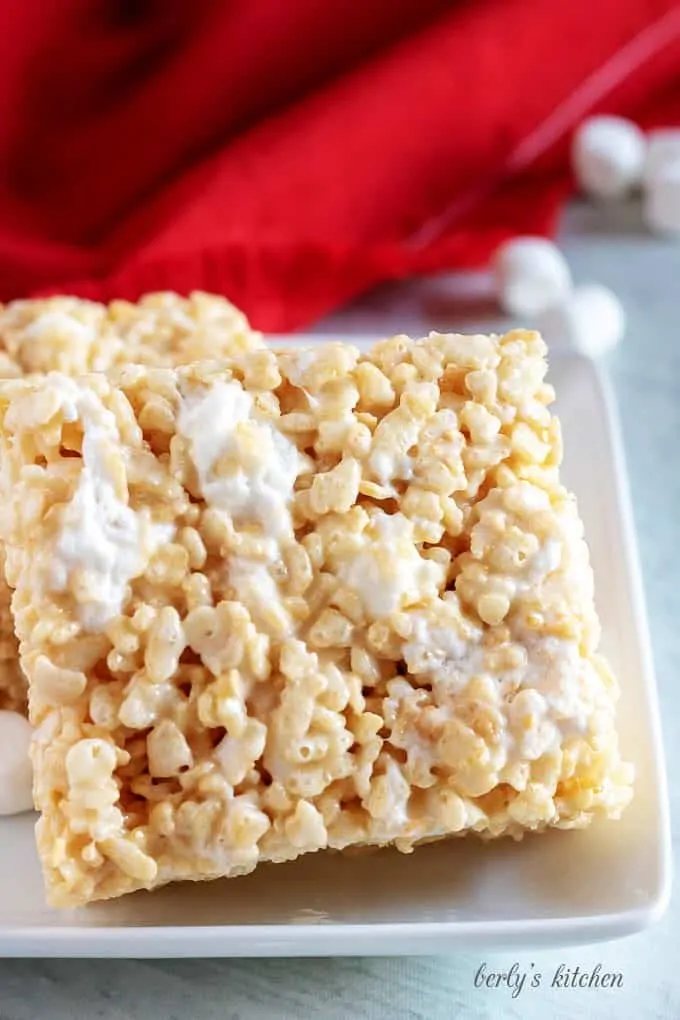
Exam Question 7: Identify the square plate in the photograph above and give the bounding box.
[0,343,671,957]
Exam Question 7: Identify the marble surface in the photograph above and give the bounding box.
[0,201,678,1019]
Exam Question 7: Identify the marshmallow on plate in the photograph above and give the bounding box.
[494,237,572,317]
[0,710,33,815]
[572,116,646,200]
[644,159,680,234]
[643,129,680,186]
[536,284,625,358]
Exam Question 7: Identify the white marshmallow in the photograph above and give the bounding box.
[536,284,625,358]
[0,710,34,816]
[572,116,646,200]
[643,158,680,234]
[493,237,572,318]
[643,128,680,186]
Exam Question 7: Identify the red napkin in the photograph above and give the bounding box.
[0,0,679,331]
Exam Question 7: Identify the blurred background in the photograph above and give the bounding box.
[0,0,678,331]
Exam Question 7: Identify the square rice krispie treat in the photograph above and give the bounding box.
[0,291,262,713]
[0,331,634,906]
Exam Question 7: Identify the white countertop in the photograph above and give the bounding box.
[0,201,677,1019]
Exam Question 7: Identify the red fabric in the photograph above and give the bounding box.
[0,0,679,331]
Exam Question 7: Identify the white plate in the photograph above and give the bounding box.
[0,344,671,957]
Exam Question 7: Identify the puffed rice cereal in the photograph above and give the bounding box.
[0,329,634,907]
[0,292,262,713]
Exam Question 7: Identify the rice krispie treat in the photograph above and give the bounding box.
[0,331,634,907]
[0,291,261,713]
[0,290,260,377]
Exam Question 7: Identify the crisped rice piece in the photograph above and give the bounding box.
[0,291,261,712]
[0,330,634,907]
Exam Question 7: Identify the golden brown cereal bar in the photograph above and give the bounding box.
[0,291,262,713]
[0,331,634,907]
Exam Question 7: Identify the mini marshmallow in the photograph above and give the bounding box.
[644,159,680,234]
[643,128,680,186]
[536,284,625,358]
[572,116,646,200]
[0,710,33,816]
[494,237,572,318]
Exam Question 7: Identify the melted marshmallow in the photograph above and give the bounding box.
[403,608,481,679]
[281,348,319,388]
[337,512,445,618]
[390,627,599,783]
[178,380,300,537]
[47,377,172,630]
